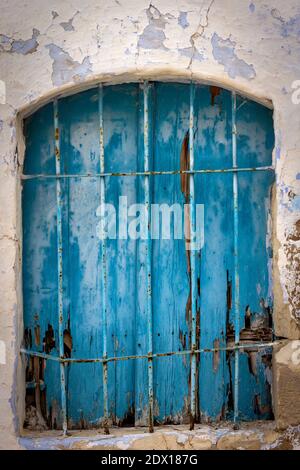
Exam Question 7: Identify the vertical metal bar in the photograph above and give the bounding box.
[143,81,154,433]
[53,99,68,435]
[232,91,240,424]
[98,84,109,434]
[189,83,197,430]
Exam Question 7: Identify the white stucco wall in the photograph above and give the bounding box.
[0,0,300,449]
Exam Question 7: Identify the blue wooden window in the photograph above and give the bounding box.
[22,82,274,432]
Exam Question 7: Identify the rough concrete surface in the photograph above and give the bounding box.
[0,0,300,449]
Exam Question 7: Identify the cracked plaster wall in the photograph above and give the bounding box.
[0,0,300,449]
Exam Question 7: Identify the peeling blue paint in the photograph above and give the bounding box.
[22,84,274,428]
[0,34,11,44]
[211,33,256,80]
[278,184,300,212]
[281,14,300,38]
[291,195,300,211]
[46,44,92,86]
[138,5,168,50]
[249,3,255,13]
[19,432,149,450]
[0,29,39,54]
[296,173,300,180]
[178,11,189,29]
[179,47,203,61]
[138,26,167,50]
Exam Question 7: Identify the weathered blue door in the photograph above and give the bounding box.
[22,82,274,429]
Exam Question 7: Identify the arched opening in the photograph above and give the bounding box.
[21,81,275,432]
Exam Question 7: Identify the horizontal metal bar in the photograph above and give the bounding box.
[20,339,284,364]
[21,166,274,180]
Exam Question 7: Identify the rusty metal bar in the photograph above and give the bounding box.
[143,81,154,433]
[21,339,281,364]
[21,166,274,180]
[189,83,197,430]
[232,91,240,424]
[53,99,68,436]
[98,84,109,435]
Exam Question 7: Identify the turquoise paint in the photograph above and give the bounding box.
[22,83,274,428]
[291,195,300,211]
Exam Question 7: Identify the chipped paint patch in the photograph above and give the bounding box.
[60,20,75,32]
[275,146,281,160]
[46,44,92,86]
[0,0,300,450]
[211,33,256,80]
[291,195,300,212]
[0,29,39,54]
[271,9,300,39]
[178,47,203,62]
